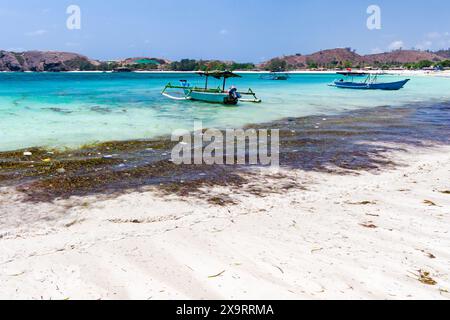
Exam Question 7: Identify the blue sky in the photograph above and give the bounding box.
[1,0,449,62]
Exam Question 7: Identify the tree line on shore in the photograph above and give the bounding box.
[77,57,450,72]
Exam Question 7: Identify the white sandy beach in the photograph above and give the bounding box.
[0,144,449,300]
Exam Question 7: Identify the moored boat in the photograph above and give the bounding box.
[162,71,262,105]
[330,74,410,90]
[260,72,290,80]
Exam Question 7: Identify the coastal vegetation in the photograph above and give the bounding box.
[170,59,255,71]
[264,58,288,72]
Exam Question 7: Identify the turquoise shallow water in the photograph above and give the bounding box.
[1,72,449,151]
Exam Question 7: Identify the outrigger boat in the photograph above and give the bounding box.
[260,72,290,80]
[162,71,261,105]
[330,73,410,90]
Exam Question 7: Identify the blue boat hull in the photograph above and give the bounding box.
[333,79,410,90]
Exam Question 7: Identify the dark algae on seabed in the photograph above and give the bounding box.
[1,102,450,203]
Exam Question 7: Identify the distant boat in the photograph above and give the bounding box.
[162,71,262,105]
[260,72,290,80]
[330,74,410,91]
[113,67,133,73]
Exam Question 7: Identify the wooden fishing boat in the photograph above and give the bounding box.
[330,74,410,91]
[162,71,261,105]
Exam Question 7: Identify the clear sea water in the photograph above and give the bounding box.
[0,72,449,151]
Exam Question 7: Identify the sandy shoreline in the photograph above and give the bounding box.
[1,143,449,300]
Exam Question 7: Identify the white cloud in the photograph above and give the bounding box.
[388,40,404,51]
[371,47,383,54]
[415,40,433,50]
[426,32,441,40]
[7,47,25,52]
[416,31,450,50]
[25,29,47,37]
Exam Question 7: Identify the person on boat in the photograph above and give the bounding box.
[228,86,241,99]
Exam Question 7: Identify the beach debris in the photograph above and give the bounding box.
[108,215,179,225]
[439,190,450,194]
[42,158,52,163]
[365,213,380,217]
[208,195,236,206]
[6,270,26,277]
[346,201,376,205]
[360,222,378,229]
[0,232,10,239]
[273,265,285,274]
[423,200,437,206]
[64,218,84,228]
[23,151,32,156]
[417,249,436,259]
[427,253,436,259]
[417,270,437,286]
[56,168,66,174]
[208,270,226,279]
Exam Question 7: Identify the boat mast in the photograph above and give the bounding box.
[222,77,227,91]
[205,74,209,90]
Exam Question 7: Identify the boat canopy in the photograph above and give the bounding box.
[197,70,242,79]
[196,70,242,91]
